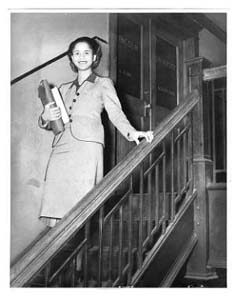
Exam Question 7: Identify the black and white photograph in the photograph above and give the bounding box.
[5,1,230,293]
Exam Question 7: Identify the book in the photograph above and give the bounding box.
[38,80,64,135]
[51,86,69,124]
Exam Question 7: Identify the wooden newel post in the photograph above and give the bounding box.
[184,57,218,280]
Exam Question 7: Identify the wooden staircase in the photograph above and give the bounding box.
[10,91,199,287]
[25,191,197,287]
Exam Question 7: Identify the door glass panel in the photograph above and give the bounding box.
[117,15,141,98]
[155,36,177,110]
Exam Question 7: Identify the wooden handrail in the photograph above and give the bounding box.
[10,90,199,287]
[203,65,226,81]
[11,51,68,85]
[11,36,108,85]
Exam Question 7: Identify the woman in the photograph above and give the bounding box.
[39,36,153,227]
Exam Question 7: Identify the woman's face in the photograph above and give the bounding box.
[71,42,96,72]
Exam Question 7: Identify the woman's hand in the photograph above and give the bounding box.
[42,103,62,122]
[128,131,154,145]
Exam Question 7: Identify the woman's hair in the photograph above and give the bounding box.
[67,36,102,72]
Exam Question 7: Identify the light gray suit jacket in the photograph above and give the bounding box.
[39,74,137,146]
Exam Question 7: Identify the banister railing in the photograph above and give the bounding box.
[203,65,226,81]
[11,90,199,287]
[10,36,107,85]
[11,51,68,85]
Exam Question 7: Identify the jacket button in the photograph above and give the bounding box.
[73,99,76,103]
[69,106,72,110]
[68,114,71,118]
[69,119,73,123]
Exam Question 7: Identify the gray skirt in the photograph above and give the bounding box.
[39,125,103,226]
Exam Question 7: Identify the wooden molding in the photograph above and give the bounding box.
[208,258,226,269]
[203,65,226,81]
[188,13,226,44]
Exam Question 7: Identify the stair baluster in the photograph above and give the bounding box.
[127,177,133,285]
[162,141,167,234]
[138,164,144,268]
[170,131,176,221]
[98,207,104,286]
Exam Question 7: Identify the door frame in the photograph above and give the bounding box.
[108,13,151,164]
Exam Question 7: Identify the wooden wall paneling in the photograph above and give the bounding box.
[207,184,226,268]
